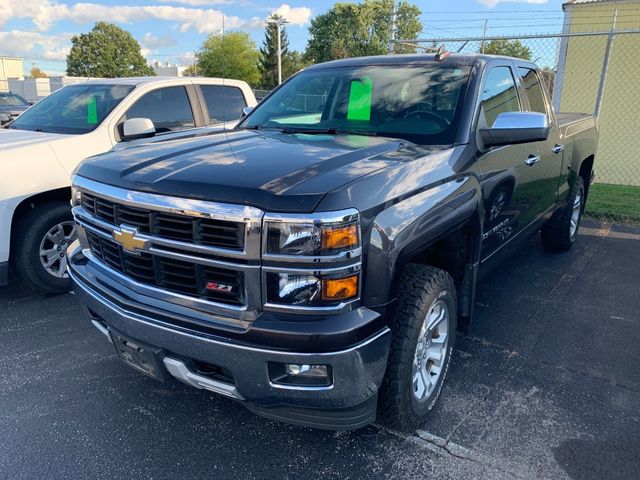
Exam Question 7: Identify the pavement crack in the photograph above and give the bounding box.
[464,335,639,394]
[377,425,525,479]
[443,385,492,447]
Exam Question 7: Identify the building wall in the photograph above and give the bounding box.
[558,1,640,186]
[0,57,25,92]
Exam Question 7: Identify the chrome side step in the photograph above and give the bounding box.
[163,357,245,400]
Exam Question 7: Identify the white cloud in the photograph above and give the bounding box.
[0,30,72,62]
[177,51,196,64]
[157,0,236,5]
[475,0,547,8]
[0,0,265,34]
[270,4,312,26]
[142,32,177,49]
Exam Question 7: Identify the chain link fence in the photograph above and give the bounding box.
[395,31,640,225]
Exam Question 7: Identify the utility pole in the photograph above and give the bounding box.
[388,2,398,54]
[267,17,289,84]
[481,19,488,54]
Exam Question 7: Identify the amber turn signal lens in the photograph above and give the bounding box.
[321,224,359,251]
[322,275,359,301]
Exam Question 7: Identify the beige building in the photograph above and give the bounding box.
[0,56,24,92]
[554,0,640,186]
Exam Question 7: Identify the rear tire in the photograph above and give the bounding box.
[11,202,76,294]
[541,176,585,252]
[378,264,457,432]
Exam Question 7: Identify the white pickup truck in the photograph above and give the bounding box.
[0,76,256,293]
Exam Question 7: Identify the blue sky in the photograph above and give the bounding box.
[0,0,568,75]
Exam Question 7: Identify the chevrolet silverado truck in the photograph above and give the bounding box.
[0,77,256,293]
[67,54,597,431]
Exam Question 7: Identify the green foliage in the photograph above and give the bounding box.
[196,31,260,87]
[482,39,532,60]
[304,0,422,64]
[258,15,307,89]
[29,67,48,78]
[182,64,198,77]
[66,22,155,77]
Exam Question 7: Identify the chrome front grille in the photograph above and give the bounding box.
[81,192,244,250]
[72,176,264,321]
[85,231,245,305]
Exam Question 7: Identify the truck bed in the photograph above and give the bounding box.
[556,112,597,136]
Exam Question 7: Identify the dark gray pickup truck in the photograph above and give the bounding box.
[67,54,598,431]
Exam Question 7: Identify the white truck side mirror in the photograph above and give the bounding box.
[122,118,156,141]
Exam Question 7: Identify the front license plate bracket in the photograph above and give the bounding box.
[110,330,169,381]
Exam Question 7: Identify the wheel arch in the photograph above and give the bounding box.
[577,154,595,205]
[9,187,71,257]
[363,178,483,333]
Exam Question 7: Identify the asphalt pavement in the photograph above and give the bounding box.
[1,222,639,480]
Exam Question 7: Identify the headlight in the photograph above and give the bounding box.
[265,270,360,307]
[264,210,360,257]
[71,185,82,207]
[262,209,362,311]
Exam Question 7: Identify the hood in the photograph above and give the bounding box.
[0,128,66,152]
[76,129,427,212]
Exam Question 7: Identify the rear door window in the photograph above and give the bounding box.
[121,86,195,134]
[518,67,548,116]
[200,85,247,123]
[481,67,521,127]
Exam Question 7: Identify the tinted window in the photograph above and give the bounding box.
[0,92,29,107]
[10,84,134,134]
[200,85,247,123]
[518,67,547,115]
[242,65,470,146]
[123,86,194,133]
[481,67,520,127]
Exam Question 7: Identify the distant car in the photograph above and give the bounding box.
[0,92,31,125]
[0,77,257,293]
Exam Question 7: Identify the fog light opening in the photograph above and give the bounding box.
[269,362,333,387]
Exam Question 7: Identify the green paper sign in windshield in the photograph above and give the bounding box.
[347,77,373,121]
[87,96,98,124]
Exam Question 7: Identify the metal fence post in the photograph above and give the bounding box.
[594,10,618,118]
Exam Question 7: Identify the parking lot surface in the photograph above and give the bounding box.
[1,222,639,480]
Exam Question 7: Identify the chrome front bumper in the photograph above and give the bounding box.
[68,244,391,429]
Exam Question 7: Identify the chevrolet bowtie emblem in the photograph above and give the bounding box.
[112,225,149,254]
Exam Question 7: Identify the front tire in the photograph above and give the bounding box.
[378,264,457,432]
[11,202,76,294]
[541,176,585,252]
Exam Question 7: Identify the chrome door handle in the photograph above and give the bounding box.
[525,155,541,166]
[552,144,565,154]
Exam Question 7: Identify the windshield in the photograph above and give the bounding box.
[0,93,29,107]
[10,84,134,134]
[241,64,470,145]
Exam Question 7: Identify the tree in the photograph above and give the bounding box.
[258,15,307,89]
[304,0,422,64]
[482,39,532,60]
[183,64,198,77]
[195,32,260,86]
[29,67,48,78]
[66,22,155,77]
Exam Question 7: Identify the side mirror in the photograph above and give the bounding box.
[241,106,254,118]
[122,118,156,141]
[480,112,549,148]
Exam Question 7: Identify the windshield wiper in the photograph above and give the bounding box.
[278,127,378,137]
